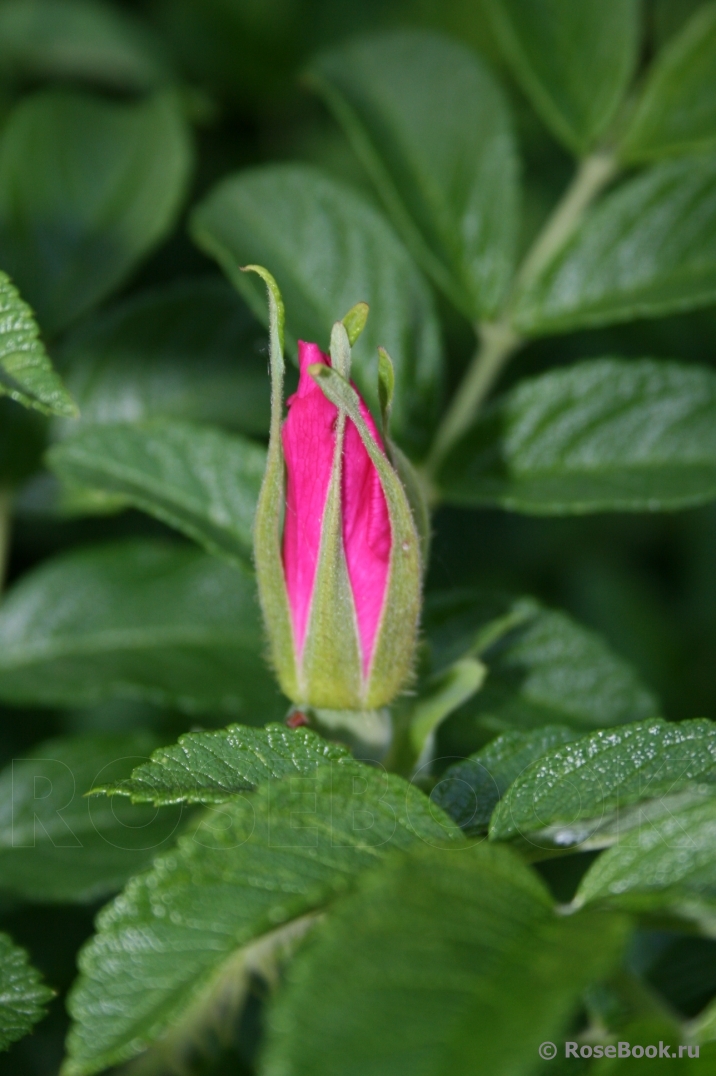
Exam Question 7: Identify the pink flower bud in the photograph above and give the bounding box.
[282,342,391,677]
[248,266,422,714]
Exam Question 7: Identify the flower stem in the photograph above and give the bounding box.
[511,151,618,296]
[425,321,520,477]
[424,151,618,481]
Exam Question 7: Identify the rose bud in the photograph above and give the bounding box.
[247,266,422,713]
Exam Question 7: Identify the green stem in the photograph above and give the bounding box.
[424,151,618,480]
[511,151,618,296]
[425,321,520,478]
[0,489,11,594]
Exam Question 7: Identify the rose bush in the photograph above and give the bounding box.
[1,2,716,1075]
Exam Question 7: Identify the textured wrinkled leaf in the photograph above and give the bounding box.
[0,734,182,903]
[0,89,192,335]
[54,279,271,438]
[512,156,716,335]
[425,590,658,735]
[576,792,716,932]
[432,725,579,835]
[190,163,443,456]
[307,30,519,319]
[491,718,716,847]
[486,0,640,155]
[0,540,284,721]
[47,419,266,569]
[98,723,353,805]
[263,844,628,1076]
[0,0,169,91]
[63,768,461,1076]
[438,359,716,513]
[0,933,53,1051]
[621,3,716,162]
[0,270,77,417]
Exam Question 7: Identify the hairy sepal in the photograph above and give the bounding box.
[308,362,422,708]
[245,265,299,701]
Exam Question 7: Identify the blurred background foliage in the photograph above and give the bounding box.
[2,0,716,1073]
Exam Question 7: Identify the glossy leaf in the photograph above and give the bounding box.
[621,3,716,162]
[307,29,519,319]
[491,718,716,847]
[97,723,353,805]
[63,768,461,1076]
[0,734,183,903]
[47,419,266,569]
[190,162,443,456]
[0,0,169,92]
[424,590,658,735]
[486,0,640,155]
[576,792,716,932]
[432,725,579,835]
[0,90,192,335]
[0,933,53,1051]
[438,359,716,514]
[54,279,271,438]
[0,270,77,417]
[512,156,716,335]
[263,844,629,1076]
[0,540,284,721]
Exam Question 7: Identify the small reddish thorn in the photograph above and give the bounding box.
[286,711,309,729]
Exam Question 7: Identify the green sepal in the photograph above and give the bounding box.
[330,319,351,378]
[299,322,363,706]
[386,655,486,775]
[299,406,363,707]
[244,265,299,701]
[308,362,422,708]
[390,442,431,571]
[377,347,430,569]
[377,346,395,438]
[408,657,486,755]
[341,301,369,346]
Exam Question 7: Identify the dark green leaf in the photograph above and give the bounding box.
[0,399,45,486]
[438,359,716,513]
[0,89,192,335]
[486,0,640,155]
[0,0,170,92]
[53,279,271,438]
[97,723,353,805]
[47,419,266,569]
[621,3,716,162]
[263,844,629,1076]
[432,725,579,835]
[63,768,461,1076]
[0,271,77,417]
[190,162,443,456]
[512,156,716,335]
[0,734,183,903]
[0,933,53,1051]
[491,718,716,847]
[425,590,659,735]
[575,791,716,933]
[307,29,519,319]
[0,540,284,721]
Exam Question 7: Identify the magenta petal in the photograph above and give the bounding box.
[342,400,391,676]
[281,341,335,655]
[281,339,392,677]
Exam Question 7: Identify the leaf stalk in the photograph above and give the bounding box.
[424,151,619,480]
